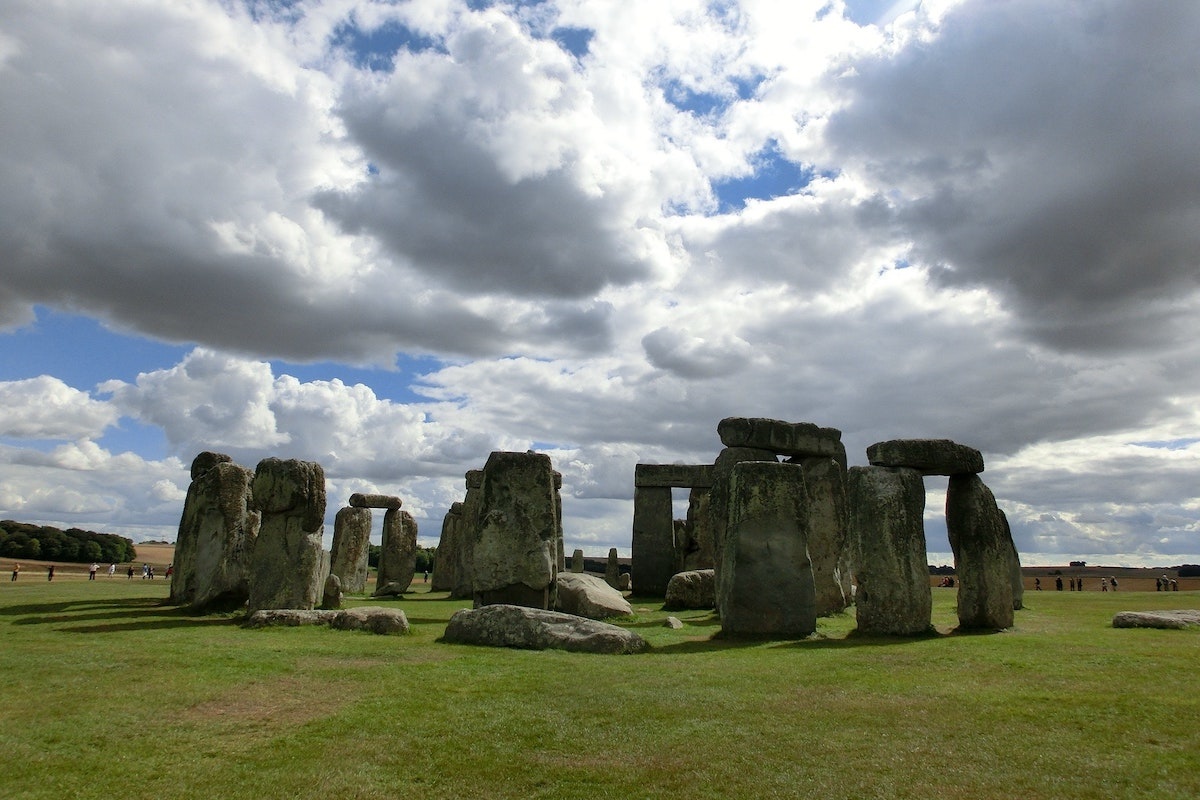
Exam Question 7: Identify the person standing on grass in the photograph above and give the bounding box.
[127,564,134,579]
[1055,576,1063,591]
[1110,577,1118,591]
[10,563,18,582]
[1035,578,1041,591]
[108,563,116,578]
[47,564,55,581]
[89,563,99,581]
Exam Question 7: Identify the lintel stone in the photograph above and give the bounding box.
[717,417,843,460]
[866,439,984,475]
[634,463,715,488]
[349,492,403,509]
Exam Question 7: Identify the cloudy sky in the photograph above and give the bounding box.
[2,0,1198,567]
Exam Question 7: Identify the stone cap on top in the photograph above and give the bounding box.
[349,493,403,509]
[866,439,984,476]
[634,463,715,489]
[717,417,843,460]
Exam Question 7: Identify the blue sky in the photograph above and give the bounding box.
[1,0,1198,566]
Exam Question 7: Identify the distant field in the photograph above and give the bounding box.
[1,577,1197,799]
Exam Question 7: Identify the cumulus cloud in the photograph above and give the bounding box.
[0,376,117,440]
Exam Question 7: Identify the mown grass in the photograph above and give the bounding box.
[1,580,1197,800]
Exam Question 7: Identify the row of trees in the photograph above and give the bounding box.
[368,545,437,574]
[0,521,137,564]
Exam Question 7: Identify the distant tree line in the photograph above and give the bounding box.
[367,545,437,575]
[0,520,137,564]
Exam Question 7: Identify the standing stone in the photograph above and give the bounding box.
[171,454,260,611]
[1004,511,1024,611]
[247,458,326,613]
[708,446,778,578]
[471,451,560,609]
[793,456,852,615]
[452,470,484,600]
[554,471,565,572]
[847,466,932,636]
[375,508,418,597]
[946,474,1014,630]
[571,549,585,573]
[605,548,620,589]
[431,503,462,592]
[718,461,816,638]
[330,506,371,594]
[681,487,715,571]
[321,573,343,609]
[631,484,675,598]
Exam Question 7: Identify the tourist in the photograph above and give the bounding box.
[1110,577,1118,591]
[108,563,116,577]
[10,563,18,582]
[165,563,173,579]
[1055,576,1063,591]
[1034,578,1041,591]
[1069,578,1075,591]
[1100,577,1107,592]
[127,564,134,579]
[89,563,99,581]
[47,564,55,581]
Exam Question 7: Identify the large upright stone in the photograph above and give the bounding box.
[681,486,715,571]
[431,502,462,592]
[708,446,778,577]
[171,454,260,611]
[718,461,816,638]
[571,549,585,573]
[867,439,984,476]
[605,547,621,589]
[330,506,371,594]
[631,484,675,598]
[1004,512,1024,611]
[946,474,1014,630]
[847,466,932,635]
[375,508,417,596]
[451,470,484,600]
[471,451,559,609]
[247,458,326,613]
[795,456,852,615]
[717,417,846,466]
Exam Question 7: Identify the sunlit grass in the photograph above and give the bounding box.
[1,580,1197,799]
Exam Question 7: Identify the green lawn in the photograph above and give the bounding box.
[1,580,1197,799]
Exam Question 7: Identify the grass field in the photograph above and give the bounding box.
[1,578,1197,800]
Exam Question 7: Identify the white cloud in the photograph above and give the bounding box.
[0,376,117,440]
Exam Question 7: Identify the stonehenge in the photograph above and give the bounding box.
[632,418,1022,637]
[246,458,327,613]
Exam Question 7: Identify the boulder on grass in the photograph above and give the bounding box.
[1112,610,1200,629]
[664,569,716,610]
[556,572,633,619]
[331,606,410,635]
[442,604,648,654]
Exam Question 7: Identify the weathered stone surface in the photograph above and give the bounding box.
[243,606,409,634]
[717,417,845,464]
[190,450,233,481]
[556,572,633,619]
[631,484,675,598]
[571,549,585,573]
[451,472,484,600]
[634,463,715,488]
[244,608,334,628]
[709,446,778,577]
[718,461,816,638]
[848,466,932,635]
[664,616,684,629]
[1004,512,1024,611]
[247,458,326,613]
[375,508,417,596]
[431,503,462,592]
[680,487,715,571]
[867,439,984,476]
[442,604,648,654]
[171,457,259,612]
[1113,610,1200,629]
[664,568,715,610]
[795,456,852,616]
[321,573,343,609]
[946,474,1014,630]
[619,573,632,592]
[605,547,620,589]
[330,506,371,594]
[330,606,410,635]
[471,451,559,609]
[349,492,402,509]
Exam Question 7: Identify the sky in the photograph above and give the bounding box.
[1,0,1198,567]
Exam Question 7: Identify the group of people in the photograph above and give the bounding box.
[1041,575,1118,591]
[1157,575,1180,591]
[7,562,172,581]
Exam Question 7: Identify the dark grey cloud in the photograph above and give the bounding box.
[827,0,1200,352]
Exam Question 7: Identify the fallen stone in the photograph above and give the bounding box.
[556,572,633,619]
[244,609,335,628]
[664,616,684,629]
[866,439,984,476]
[1112,610,1200,629]
[442,604,648,654]
[331,606,410,635]
[349,493,402,509]
[664,569,715,610]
